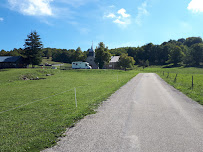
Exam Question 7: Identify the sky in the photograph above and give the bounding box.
[0,0,203,51]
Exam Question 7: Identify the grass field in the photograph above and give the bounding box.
[140,66,203,105]
[41,57,71,67]
[0,68,138,152]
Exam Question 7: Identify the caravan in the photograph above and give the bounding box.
[72,61,92,69]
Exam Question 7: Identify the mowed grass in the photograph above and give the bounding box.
[141,66,203,105]
[0,68,138,152]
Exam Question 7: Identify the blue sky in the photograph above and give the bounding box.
[0,0,203,51]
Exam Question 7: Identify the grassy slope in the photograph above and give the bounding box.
[41,57,71,67]
[0,68,138,152]
[140,66,203,105]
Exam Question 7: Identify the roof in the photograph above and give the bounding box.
[89,42,95,52]
[0,56,22,63]
[89,47,95,52]
[110,56,120,63]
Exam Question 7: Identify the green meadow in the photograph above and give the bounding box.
[0,68,138,152]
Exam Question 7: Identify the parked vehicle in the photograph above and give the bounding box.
[72,61,92,69]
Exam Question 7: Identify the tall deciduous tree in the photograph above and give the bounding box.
[95,42,111,69]
[168,46,184,66]
[74,47,86,61]
[24,31,43,67]
[190,43,203,66]
[118,54,135,70]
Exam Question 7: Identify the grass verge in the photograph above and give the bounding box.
[141,66,203,105]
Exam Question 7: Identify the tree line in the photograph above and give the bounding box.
[109,37,203,67]
[0,32,202,68]
[0,46,88,64]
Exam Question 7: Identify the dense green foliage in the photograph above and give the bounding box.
[23,31,43,67]
[168,46,184,65]
[0,68,138,152]
[118,53,135,70]
[95,42,111,69]
[110,37,203,66]
[50,47,87,63]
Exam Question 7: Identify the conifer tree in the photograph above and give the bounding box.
[24,31,43,67]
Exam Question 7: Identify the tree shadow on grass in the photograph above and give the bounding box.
[162,64,182,68]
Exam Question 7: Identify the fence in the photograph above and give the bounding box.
[162,71,195,89]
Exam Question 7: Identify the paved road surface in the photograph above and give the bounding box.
[43,73,203,152]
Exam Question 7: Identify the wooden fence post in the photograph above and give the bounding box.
[167,72,169,78]
[174,74,178,82]
[74,87,77,107]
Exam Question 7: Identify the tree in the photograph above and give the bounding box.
[74,47,86,61]
[24,31,43,67]
[168,46,184,66]
[184,37,203,47]
[178,38,186,44]
[118,54,135,70]
[95,42,111,69]
[190,43,203,66]
[135,47,145,64]
[110,48,127,56]
[0,49,8,56]
[43,48,52,59]
[183,48,193,66]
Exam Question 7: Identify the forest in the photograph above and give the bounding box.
[0,36,202,67]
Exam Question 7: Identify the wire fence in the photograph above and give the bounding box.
[0,74,122,115]
[0,85,90,115]
[161,71,196,89]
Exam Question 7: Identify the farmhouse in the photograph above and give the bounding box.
[0,56,26,69]
[86,44,99,69]
[104,56,120,69]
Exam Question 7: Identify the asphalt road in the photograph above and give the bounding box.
[43,73,203,152]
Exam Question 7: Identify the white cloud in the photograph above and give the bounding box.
[113,19,126,25]
[8,0,53,16]
[104,8,131,27]
[0,17,4,21]
[117,8,130,18]
[113,18,131,26]
[188,0,203,13]
[135,1,149,26]
[105,13,116,18]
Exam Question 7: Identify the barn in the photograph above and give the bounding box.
[0,56,26,69]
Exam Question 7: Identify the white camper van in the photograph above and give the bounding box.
[72,61,92,69]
